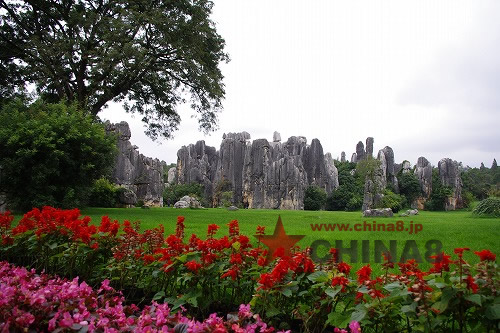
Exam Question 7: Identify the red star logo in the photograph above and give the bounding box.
[255,215,304,262]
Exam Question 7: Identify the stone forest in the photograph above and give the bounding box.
[105,121,464,212]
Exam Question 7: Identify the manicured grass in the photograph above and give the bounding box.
[13,207,499,274]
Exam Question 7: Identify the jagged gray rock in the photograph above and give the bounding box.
[380,146,399,193]
[341,151,346,162]
[351,153,357,163]
[356,141,365,162]
[362,150,387,210]
[106,122,164,207]
[366,137,374,158]
[176,140,218,203]
[438,158,463,210]
[174,195,203,209]
[273,131,281,142]
[401,161,412,174]
[174,132,339,209]
[227,205,239,211]
[363,208,393,217]
[167,168,176,184]
[413,157,432,209]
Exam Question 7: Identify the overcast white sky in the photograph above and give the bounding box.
[101,0,500,168]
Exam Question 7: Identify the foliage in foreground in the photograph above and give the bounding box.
[1,208,499,332]
[0,100,117,211]
[0,261,281,332]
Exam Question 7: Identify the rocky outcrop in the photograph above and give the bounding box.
[413,157,432,209]
[363,208,393,217]
[341,151,346,162]
[176,140,218,203]
[438,158,463,210]
[380,146,399,193]
[175,133,339,209]
[351,153,357,163]
[365,137,374,158]
[356,141,365,162]
[174,195,203,209]
[401,161,412,174]
[106,122,164,207]
[361,150,387,210]
[273,131,281,142]
[167,168,176,184]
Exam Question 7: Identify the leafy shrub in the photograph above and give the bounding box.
[377,190,406,213]
[163,183,204,206]
[473,197,500,217]
[221,190,234,207]
[327,161,363,211]
[0,207,498,332]
[425,169,453,211]
[0,99,116,210]
[461,190,476,209]
[397,172,422,203]
[88,178,119,208]
[304,185,327,210]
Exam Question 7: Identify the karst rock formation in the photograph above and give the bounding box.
[105,123,466,211]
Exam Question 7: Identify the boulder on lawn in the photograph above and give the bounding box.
[399,209,418,217]
[363,208,393,217]
[227,205,239,211]
[174,195,203,209]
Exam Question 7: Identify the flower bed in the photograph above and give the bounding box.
[0,261,279,332]
[1,207,499,332]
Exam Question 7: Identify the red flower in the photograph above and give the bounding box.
[331,276,349,292]
[474,249,496,262]
[230,253,243,265]
[454,247,470,257]
[143,254,155,265]
[356,265,372,283]
[221,266,239,281]
[257,256,267,267]
[176,216,185,239]
[429,252,453,274]
[337,262,351,275]
[256,225,266,236]
[185,260,202,273]
[228,220,240,237]
[258,273,275,290]
[207,224,219,238]
[466,275,479,293]
[329,248,338,262]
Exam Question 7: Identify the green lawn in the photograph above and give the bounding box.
[13,207,499,274]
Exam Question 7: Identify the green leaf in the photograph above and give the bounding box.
[307,271,329,283]
[327,312,351,328]
[384,282,403,292]
[153,291,165,301]
[485,304,500,320]
[401,302,417,314]
[465,294,482,306]
[325,286,341,299]
[351,308,367,322]
[266,305,281,318]
[281,288,293,297]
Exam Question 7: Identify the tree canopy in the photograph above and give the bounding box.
[0,0,228,139]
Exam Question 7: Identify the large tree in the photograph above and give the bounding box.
[0,0,228,139]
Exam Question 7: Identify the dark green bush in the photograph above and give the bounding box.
[163,183,204,206]
[0,99,116,210]
[398,172,422,203]
[378,190,406,213]
[304,185,327,211]
[89,178,119,208]
[473,197,500,217]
